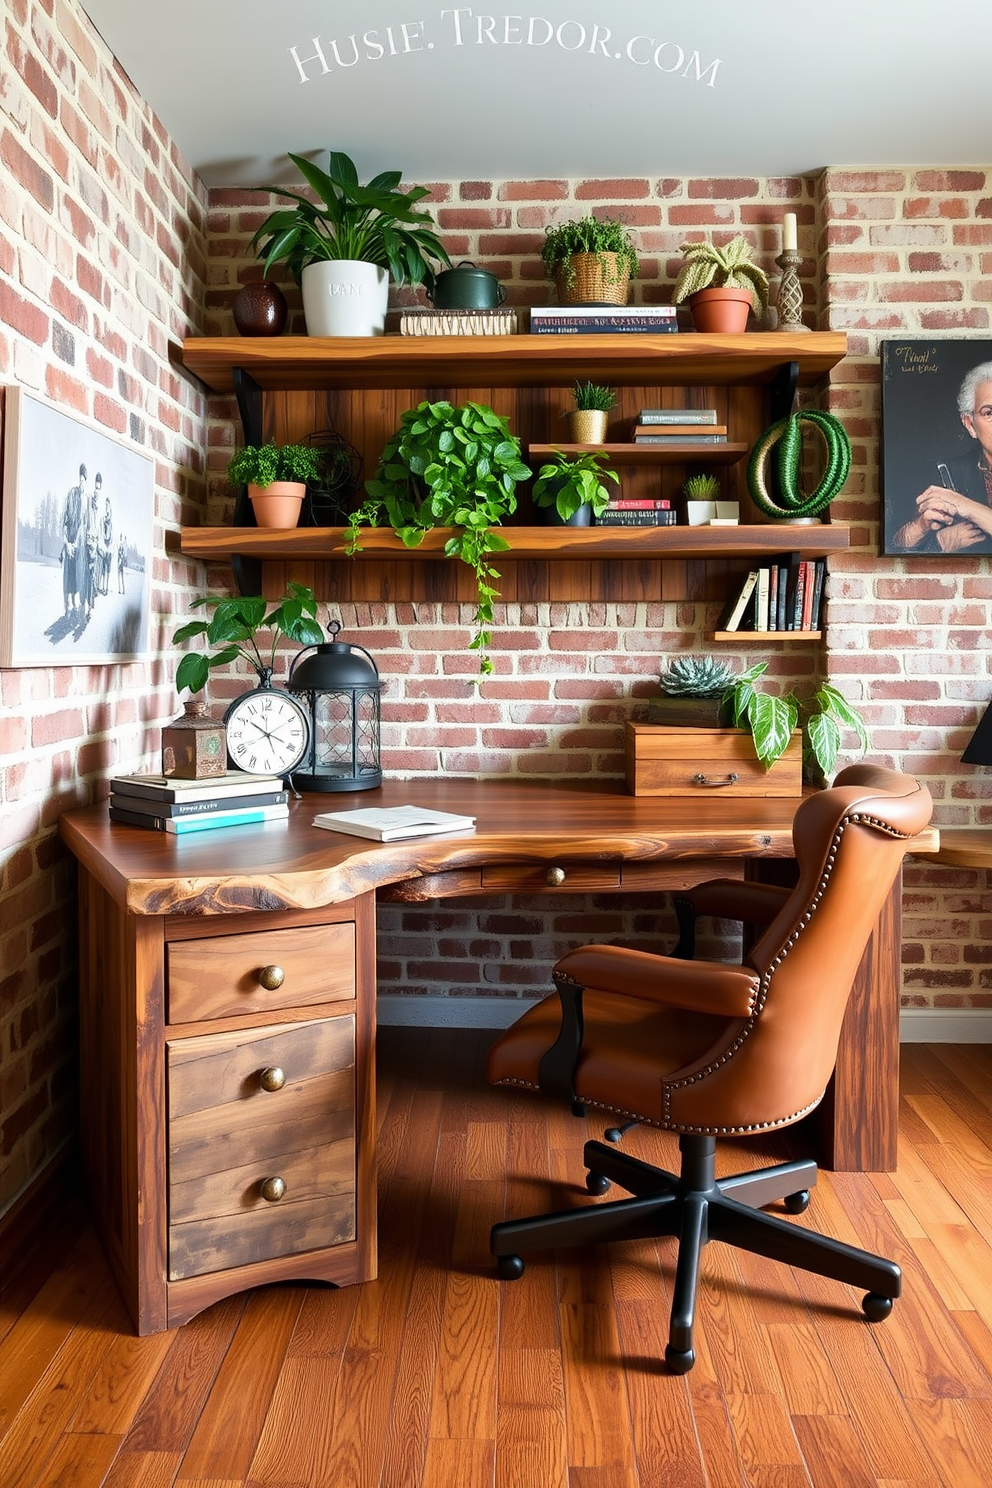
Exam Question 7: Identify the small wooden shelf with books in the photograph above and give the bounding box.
[528,442,748,467]
[711,630,823,642]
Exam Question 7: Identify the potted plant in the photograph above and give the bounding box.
[647,656,735,726]
[567,381,617,444]
[227,441,322,528]
[541,216,639,306]
[346,400,531,676]
[723,661,868,783]
[249,148,451,337]
[532,449,619,526]
[672,234,770,333]
[681,471,722,525]
[172,583,324,696]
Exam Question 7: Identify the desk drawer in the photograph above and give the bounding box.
[167,1017,356,1280]
[481,863,621,892]
[625,724,802,798]
[167,922,356,1022]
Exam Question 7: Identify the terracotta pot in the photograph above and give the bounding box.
[249,482,305,528]
[568,409,608,444]
[688,287,753,334]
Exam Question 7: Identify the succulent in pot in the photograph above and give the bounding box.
[532,449,618,526]
[226,441,322,529]
[249,149,451,336]
[647,655,736,726]
[672,234,770,332]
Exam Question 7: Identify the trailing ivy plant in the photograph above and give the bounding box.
[172,582,324,695]
[722,661,868,783]
[346,400,531,676]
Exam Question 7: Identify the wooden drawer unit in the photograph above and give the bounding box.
[167,1017,356,1280]
[625,723,802,798]
[168,922,356,1022]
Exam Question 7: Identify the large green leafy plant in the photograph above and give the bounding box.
[347,400,531,676]
[723,661,868,782]
[672,234,770,320]
[172,583,323,696]
[249,149,451,293]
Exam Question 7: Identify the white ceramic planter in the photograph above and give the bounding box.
[301,261,389,337]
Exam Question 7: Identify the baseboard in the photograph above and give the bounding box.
[378,995,525,1029]
[0,1140,79,1293]
[898,1008,992,1043]
[381,997,992,1042]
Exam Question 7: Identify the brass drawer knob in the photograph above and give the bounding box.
[546,866,566,886]
[260,1176,286,1203]
[259,1066,286,1092]
[257,964,285,990]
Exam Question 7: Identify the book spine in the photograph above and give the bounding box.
[603,499,672,510]
[109,790,289,817]
[110,776,283,803]
[720,569,760,632]
[755,567,770,632]
[530,322,679,335]
[109,805,289,833]
[528,306,677,318]
[595,510,676,526]
[809,559,826,629]
[638,410,718,424]
[633,434,728,444]
[800,561,815,630]
[631,425,727,438]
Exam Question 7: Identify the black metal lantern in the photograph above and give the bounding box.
[287,621,382,792]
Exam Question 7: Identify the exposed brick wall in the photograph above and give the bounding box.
[0,0,209,1213]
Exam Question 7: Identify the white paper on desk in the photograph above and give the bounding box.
[312,804,477,841]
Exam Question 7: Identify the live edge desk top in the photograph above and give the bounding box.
[60,778,925,1174]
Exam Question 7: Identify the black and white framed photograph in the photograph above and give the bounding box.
[0,386,154,666]
[881,339,992,556]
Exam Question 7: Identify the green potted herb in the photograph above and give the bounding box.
[346,400,531,676]
[249,148,451,336]
[532,449,619,527]
[568,381,617,444]
[172,583,324,696]
[672,234,770,333]
[541,216,639,306]
[723,661,868,783]
[226,441,322,528]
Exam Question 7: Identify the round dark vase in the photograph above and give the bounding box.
[542,501,594,527]
[233,281,288,337]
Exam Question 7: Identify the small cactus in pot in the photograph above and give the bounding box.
[647,655,735,726]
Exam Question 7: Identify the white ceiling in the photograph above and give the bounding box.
[81,1,991,190]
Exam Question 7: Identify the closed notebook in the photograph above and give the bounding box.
[313,805,476,841]
[110,771,284,803]
[109,789,289,818]
[109,802,289,833]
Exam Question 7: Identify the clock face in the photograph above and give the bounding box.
[224,687,310,776]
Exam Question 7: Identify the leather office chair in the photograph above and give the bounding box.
[488,764,932,1373]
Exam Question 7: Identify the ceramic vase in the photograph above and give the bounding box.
[688,287,752,334]
[301,261,389,337]
[233,281,288,337]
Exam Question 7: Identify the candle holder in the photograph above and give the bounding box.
[774,249,810,334]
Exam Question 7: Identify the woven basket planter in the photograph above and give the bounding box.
[554,252,630,306]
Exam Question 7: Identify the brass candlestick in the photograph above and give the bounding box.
[774,249,810,333]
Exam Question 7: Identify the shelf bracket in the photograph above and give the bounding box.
[769,361,800,423]
[230,365,262,595]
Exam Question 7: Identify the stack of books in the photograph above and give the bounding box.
[108,771,290,833]
[717,554,826,633]
[633,408,726,445]
[596,498,677,527]
[529,305,678,336]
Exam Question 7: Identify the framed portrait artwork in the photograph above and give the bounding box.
[881,339,992,556]
[0,387,154,666]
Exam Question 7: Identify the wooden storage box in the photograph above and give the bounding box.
[625,723,802,798]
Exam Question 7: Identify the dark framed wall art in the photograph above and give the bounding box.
[0,387,154,666]
[881,339,992,556]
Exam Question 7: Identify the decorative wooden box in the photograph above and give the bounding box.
[624,723,803,798]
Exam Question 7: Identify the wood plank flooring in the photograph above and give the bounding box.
[3,1033,992,1487]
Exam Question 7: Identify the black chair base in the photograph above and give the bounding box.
[491,1133,900,1374]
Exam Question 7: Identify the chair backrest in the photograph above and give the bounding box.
[665,765,932,1133]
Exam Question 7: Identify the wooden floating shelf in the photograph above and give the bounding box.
[180,524,851,564]
[712,630,823,642]
[528,442,748,466]
[179,332,848,395]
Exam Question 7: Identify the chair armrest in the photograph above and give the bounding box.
[680,879,791,927]
[554,944,760,1019]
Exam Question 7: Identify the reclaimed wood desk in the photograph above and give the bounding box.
[60,779,929,1334]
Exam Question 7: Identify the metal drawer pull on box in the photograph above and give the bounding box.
[257,964,285,990]
[260,1176,286,1203]
[546,866,566,886]
[693,772,739,788]
[259,1066,286,1092]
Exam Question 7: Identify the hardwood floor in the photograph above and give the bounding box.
[3,1032,992,1487]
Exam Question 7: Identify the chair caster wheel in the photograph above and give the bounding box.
[497,1254,525,1280]
[604,1127,623,1144]
[862,1292,893,1322]
[784,1189,811,1215]
[586,1171,611,1196]
[664,1345,695,1375]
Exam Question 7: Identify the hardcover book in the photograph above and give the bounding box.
[109,789,289,818]
[312,805,476,841]
[638,409,718,424]
[110,771,284,803]
[108,802,290,833]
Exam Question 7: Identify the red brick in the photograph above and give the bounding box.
[0,280,49,343]
[576,179,650,200]
[687,178,760,200]
[1,128,54,210]
[436,207,512,230]
[499,180,568,201]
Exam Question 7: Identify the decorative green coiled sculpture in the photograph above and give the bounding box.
[747,408,851,520]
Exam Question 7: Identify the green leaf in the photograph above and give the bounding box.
[805,711,841,780]
[747,692,796,769]
[175,652,209,695]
